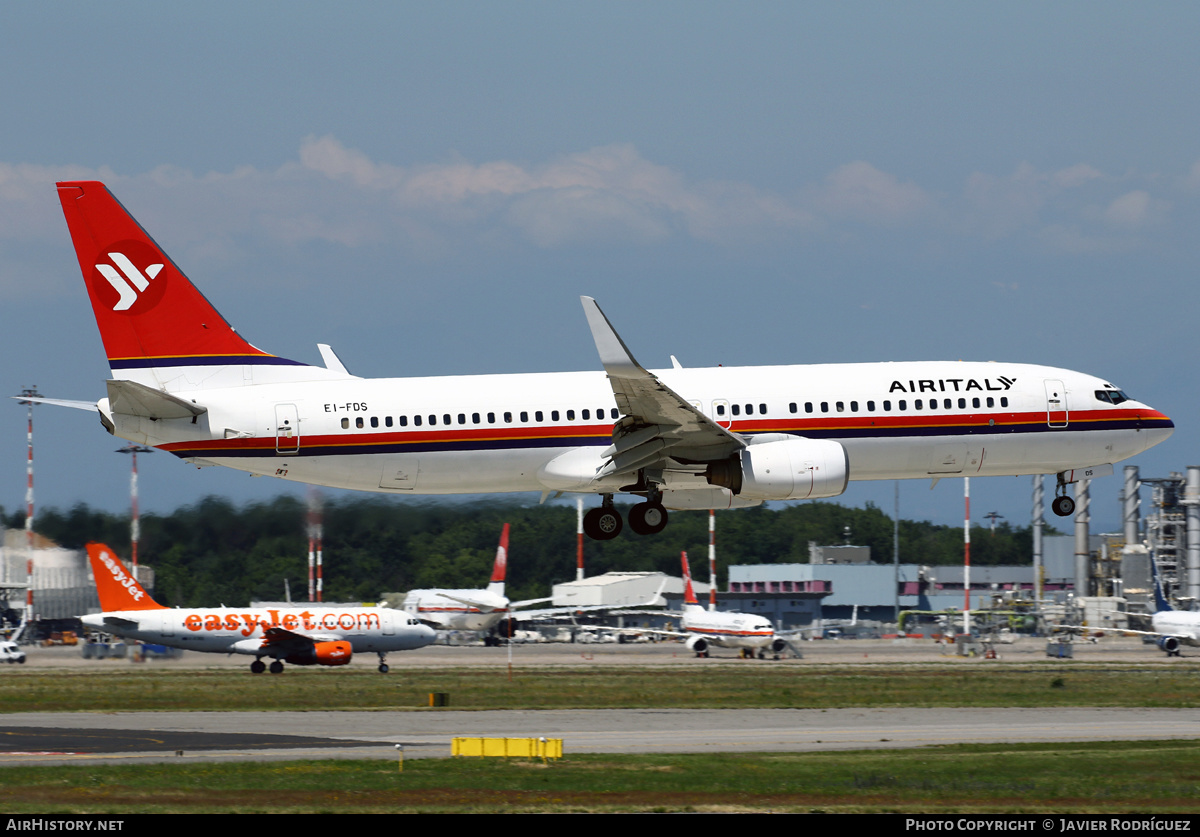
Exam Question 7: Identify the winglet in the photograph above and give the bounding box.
[581,297,645,378]
[1151,555,1173,613]
[681,551,699,606]
[490,523,510,585]
[86,543,165,612]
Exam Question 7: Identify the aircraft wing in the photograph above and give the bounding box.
[439,592,507,613]
[260,626,340,650]
[582,297,744,480]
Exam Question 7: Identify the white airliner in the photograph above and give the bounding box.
[400,523,550,643]
[80,543,436,673]
[625,552,788,658]
[1081,558,1200,657]
[45,181,1174,539]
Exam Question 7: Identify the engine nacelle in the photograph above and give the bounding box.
[285,640,352,667]
[706,437,849,501]
[1157,635,1181,655]
[685,635,709,655]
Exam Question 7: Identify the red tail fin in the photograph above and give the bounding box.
[681,551,699,606]
[490,523,510,584]
[86,543,165,612]
[56,181,300,379]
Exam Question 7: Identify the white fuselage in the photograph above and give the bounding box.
[1152,611,1200,647]
[681,604,775,651]
[100,360,1173,502]
[81,605,436,657]
[402,591,508,633]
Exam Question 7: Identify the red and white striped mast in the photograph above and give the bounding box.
[708,509,717,611]
[17,387,40,637]
[117,445,152,575]
[576,498,585,581]
[307,488,323,602]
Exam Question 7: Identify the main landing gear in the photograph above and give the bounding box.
[583,493,669,540]
[378,652,390,674]
[250,658,285,674]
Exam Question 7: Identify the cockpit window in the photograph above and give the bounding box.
[1095,389,1130,405]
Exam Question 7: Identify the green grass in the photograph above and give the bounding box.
[1,664,1199,712]
[1,741,1197,813]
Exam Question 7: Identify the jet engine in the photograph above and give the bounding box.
[705,436,849,501]
[685,635,710,657]
[1157,635,1181,656]
[285,640,352,666]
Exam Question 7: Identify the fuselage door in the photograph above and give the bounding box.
[275,404,300,454]
[1044,380,1068,428]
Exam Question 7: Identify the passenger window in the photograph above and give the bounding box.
[899,400,907,411]
[535,411,543,422]
[458,413,466,425]
[986,397,994,408]
[504,412,512,423]
[611,408,618,419]
[744,404,752,415]
[341,418,349,429]
[385,416,393,427]
[789,402,797,413]
[567,410,575,420]
[836,402,844,412]
[883,400,891,411]
[414,415,422,426]
[972,398,980,409]
[443,414,451,425]
[1000,397,1008,408]
[915,399,922,410]
[957,398,965,409]
[520,411,529,422]
[370,416,379,428]
[805,402,813,413]
[821,402,829,413]
[582,409,591,420]
[356,417,364,429]
[487,412,495,424]
[551,410,559,421]
[472,413,480,424]
[759,404,766,414]
[732,404,741,416]
[399,415,408,426]
[716,405,725,416]
[867,401,875,412]
[850,401,858,412]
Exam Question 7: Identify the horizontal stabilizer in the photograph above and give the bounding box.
[9,396,97,411]
[107,379,207,420]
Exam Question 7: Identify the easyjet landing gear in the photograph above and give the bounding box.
[269,660,284,674]
[378,652,389,674]
[628,501,668,536]
[583,496,623,540]
[250,659,266,674]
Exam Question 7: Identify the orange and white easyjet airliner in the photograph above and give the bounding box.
[45,181,1173,539]
[81,543,436,673]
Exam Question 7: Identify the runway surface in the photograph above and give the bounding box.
[1,637,1196,766]
[1,708,1198,766]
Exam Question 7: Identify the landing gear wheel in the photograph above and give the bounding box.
[379,663,389,674]
[269,660,284,674]
[250,660,266,674]
[1052,495,1075,517]
[628,502,668,535]
[583,506,623,540]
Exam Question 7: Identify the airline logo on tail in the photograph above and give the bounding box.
[89,242,168,314]
[96,251,163,311]
[86,543,165,612]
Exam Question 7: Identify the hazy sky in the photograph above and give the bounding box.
[2,3,1196,537]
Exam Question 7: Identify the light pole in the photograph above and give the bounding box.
[117,445,153,575]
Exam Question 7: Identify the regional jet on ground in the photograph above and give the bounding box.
[81,543,435,673]
[44,181,1174,539]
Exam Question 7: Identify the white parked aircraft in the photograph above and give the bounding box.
[620,552,788,658]
[80,543,436,673]
[1082,558,1200,657]
[400,523,549,643]
[46,181,1174,539]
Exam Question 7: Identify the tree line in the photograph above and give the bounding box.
[1,496,1039,608]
